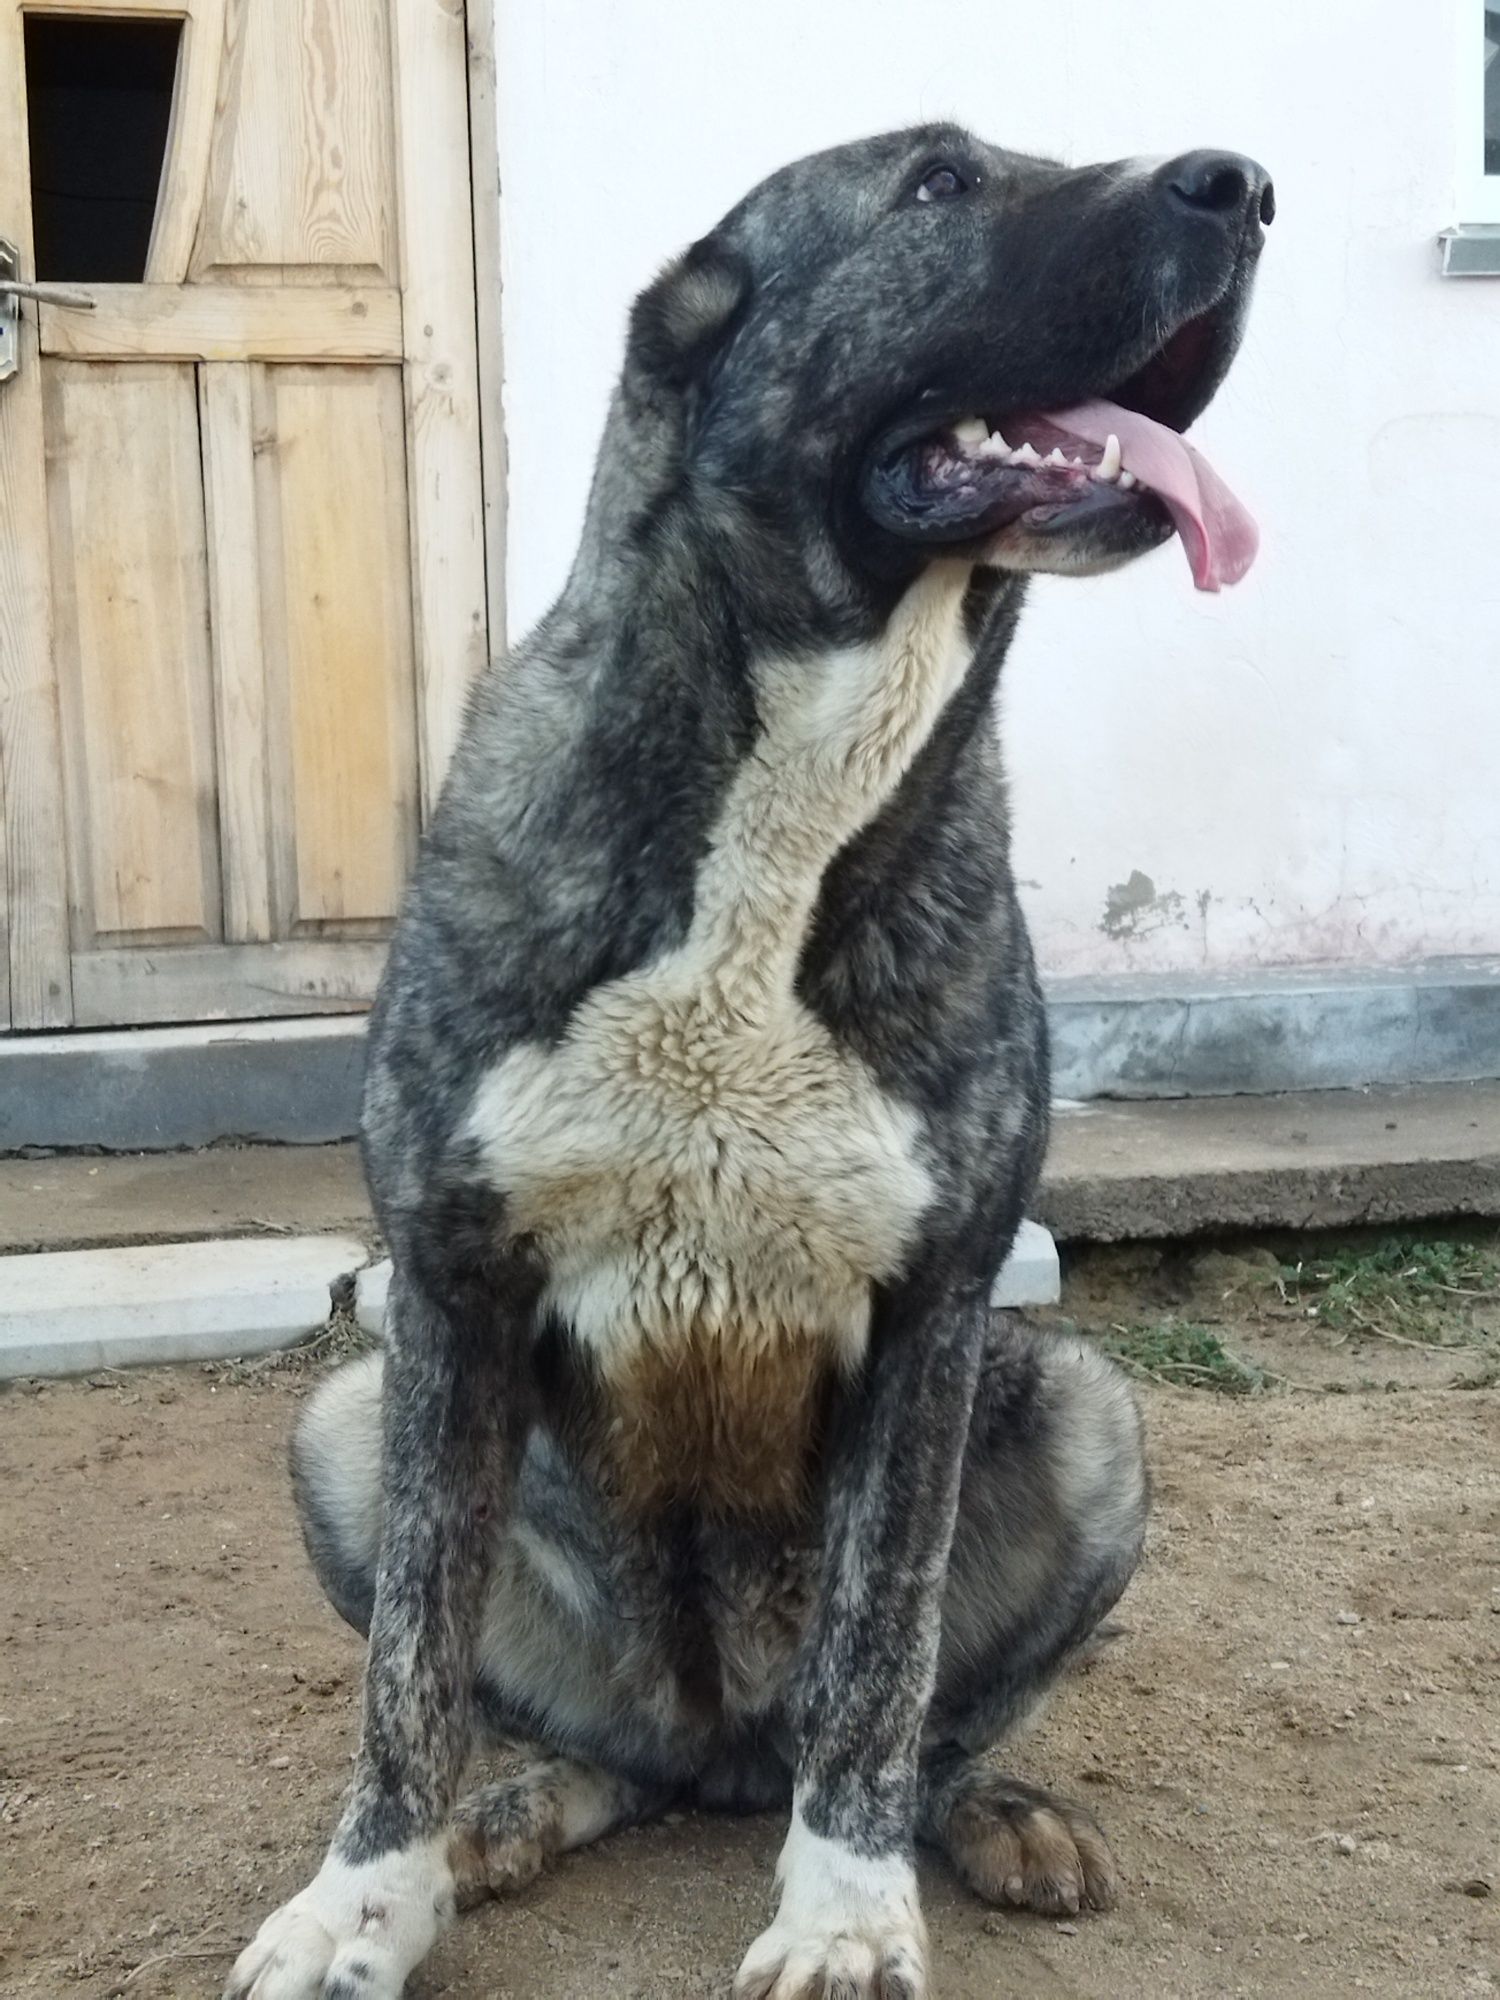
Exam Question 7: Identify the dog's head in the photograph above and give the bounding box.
[623,124,1272,604]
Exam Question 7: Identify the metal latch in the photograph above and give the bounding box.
[0,238,96,383]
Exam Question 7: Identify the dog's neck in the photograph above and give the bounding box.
[686,562,974,1009]
[460,468,1022,1021]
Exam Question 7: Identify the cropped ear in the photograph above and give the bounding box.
[626,234,750,390]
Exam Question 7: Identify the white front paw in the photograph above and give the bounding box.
[224,1838,454,2000]
[734,1806,928,2000]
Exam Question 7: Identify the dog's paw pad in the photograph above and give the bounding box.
[734,1924,926,2000]
[447,1820,549,1906]
[947,1784,1118,1916]
[225,1841,451,1999]
[447,1769,589,1907]
[223,1902,336,1998]
[734,1815,928,2000]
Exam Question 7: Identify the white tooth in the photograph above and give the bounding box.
[1118,470,1137,490]
[951,417,988,447]
[1098,433,1123,481]
[976,428,1011,459]
[1045,447,1068,467]
[1012,441,1041,466]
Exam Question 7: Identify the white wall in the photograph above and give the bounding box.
[495,0,1500,980]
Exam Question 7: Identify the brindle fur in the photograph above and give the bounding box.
[226,123,1271,2000]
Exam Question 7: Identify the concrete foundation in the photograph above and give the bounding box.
[6,960,1500,1154]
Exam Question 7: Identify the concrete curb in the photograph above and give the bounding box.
[0,1017,365,1153]
[0,1235,367,1379]
[350,1220,1061,1340]
[1048,959,1500,1100]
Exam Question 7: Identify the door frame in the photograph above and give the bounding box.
[0,0,507,1032]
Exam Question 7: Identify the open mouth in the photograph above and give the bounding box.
[866,311,1259,593]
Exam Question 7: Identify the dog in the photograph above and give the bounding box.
[226,124,1271,2000]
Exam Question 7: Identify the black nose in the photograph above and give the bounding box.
[1163,150,1275,228]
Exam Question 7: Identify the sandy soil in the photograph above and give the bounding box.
[2,1284,1497,2000]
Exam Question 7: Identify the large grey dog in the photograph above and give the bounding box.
[228,125,1272,1999]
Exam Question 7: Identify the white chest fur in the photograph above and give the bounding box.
[464,567,971,1383]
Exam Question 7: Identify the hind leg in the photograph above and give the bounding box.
[448,1758,670,1907]
[292,1352,684,1895]
[920,1316,1147,1916]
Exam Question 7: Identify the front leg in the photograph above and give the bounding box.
[226,1243,535,2000]
[736,1289,985,2000]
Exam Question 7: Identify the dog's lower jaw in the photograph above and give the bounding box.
[734,1802,929,2000]
[222,1837,455,2000]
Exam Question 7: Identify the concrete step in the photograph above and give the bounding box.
[1042,1079,1500,1240]
[4,1081,1498,1278]
[0,1235,367,1379]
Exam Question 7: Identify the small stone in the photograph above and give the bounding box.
[1336,1834,1358,1855]
[1335,1610,1362,1626]
[1055,1921,1079,1936]
[267,1755,291,1770]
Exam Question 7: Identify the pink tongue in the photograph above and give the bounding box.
[1046,400,1259,592]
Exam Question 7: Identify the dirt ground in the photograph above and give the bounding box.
[2,1246,1498,2000]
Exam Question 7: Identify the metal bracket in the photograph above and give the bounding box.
[0,238,96,381]
[0,239,17,382]
[1438,224,1500,277]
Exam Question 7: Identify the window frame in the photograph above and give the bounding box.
[1457,0,1500,223]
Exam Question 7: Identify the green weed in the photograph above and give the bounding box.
[1278,1236,1500,1347]
[1097,1319,1273,1395]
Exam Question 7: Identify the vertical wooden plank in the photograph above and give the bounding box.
[0,734,11,1028]
[256,364,418,932]
[193,0,396,278]
[200,363,272,939]
[392,0,489,810]
[465,0,508,657]
[145,0,227,282]
[0,1,73,1025]
[45,361,222,945]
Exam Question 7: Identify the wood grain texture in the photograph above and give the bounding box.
[72,939,383,1025]
[393,0,490,808]
[0,704,10,1028]
[199,364,272,941]
[39,284,402,361]
[253,364,418,935]
[192,0,396,278]
[145,0,227,283]
[466,0,508,657]
[44,362,222,948]
[0,3,73,1026]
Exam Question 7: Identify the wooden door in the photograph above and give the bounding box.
[0,0,488,1029]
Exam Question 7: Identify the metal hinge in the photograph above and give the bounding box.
[0,238,96,382]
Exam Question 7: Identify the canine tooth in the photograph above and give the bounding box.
[951,417,988,447]
[1098,433,1123,481]
[1011,441,1041,466]
[1118,470,1138,490]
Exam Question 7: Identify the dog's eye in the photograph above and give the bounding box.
[916,164,968,203]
